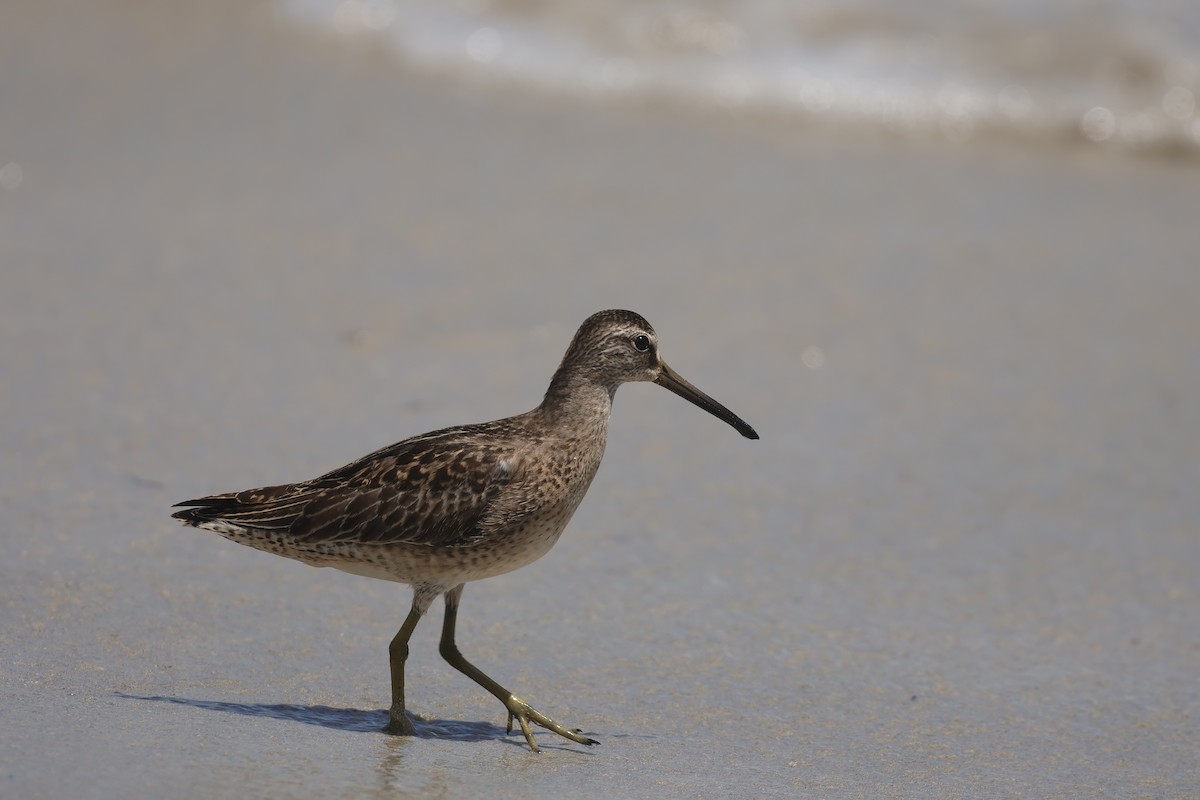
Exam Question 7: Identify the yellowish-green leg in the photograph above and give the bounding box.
[383,601,425,735]
[438,584,598,752]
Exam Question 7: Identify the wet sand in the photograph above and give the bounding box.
[2,1,1198,797]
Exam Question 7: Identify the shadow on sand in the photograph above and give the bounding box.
[114,692,507,742]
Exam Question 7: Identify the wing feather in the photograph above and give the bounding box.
[172,425,528,547]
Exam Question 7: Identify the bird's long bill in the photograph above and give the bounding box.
[654,361,759,440]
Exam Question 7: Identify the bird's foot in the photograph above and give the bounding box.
[383,710,415,736]
[503,694,598,752]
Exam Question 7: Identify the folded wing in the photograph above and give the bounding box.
[172,426,523,548]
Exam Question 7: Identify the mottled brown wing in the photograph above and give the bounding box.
[173,425,524,548]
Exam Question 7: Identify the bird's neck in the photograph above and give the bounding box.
[538,367,615,440]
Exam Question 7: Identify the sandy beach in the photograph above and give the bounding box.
[2,1,1198,797]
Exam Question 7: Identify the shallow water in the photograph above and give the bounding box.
[280,0,1200,156]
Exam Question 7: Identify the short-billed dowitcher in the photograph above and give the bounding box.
[173,309,758,751]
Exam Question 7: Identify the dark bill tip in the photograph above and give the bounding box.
[654,362,759,440]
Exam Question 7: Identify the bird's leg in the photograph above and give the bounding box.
[438,584,598,752]
[383,594,428,735]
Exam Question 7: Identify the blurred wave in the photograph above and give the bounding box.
[278,0,1200,158]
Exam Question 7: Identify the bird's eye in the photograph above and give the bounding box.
[632,334,651,352]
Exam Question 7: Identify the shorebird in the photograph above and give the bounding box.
[173,309,758,751]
